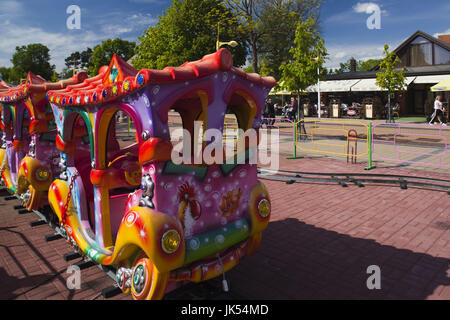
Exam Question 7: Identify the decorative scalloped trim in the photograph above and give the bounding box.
[46,49,276,108]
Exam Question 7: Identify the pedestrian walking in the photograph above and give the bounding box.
[429,96,447,126]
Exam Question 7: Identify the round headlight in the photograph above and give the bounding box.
[161,229,181,254]
[35,168,49,181]
[258,199,271,218]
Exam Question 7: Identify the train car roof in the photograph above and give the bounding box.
[0,71,88,104]
[47,48,276,108]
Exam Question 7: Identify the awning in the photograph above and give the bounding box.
[348,79,381,92]
[269,89,292,95]
[431,77,450,91]
[350,77,415,92]
[269,80,294,95]
[306,79,360,93]
[414,75,450,84]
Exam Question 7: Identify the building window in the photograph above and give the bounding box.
[410,36,432,66]
[434,45,450,65]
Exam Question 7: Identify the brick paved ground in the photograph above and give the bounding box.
[229,157,450,299]
[0,156,449,300]
[0,191,131,300]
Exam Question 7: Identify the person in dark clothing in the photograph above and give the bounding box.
[263,98,275,126]
[287,97,297,121]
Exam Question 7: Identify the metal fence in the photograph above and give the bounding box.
[372,123,450,168]
[295,119,370,159]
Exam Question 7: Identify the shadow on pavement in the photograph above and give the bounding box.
[226,218,450,300]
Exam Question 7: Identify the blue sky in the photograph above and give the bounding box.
[322,0,450,68]
[0,0,449,73]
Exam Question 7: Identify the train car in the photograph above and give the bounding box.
[0,80,10,149]
[46,49,275,300]
[0,72,88,210]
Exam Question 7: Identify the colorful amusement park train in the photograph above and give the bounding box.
[0,49,276,300]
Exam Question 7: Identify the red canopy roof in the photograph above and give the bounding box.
[0,71,88,103]
[47,49,277,107]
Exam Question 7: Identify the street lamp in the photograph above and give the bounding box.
[216,40,238,51]
[312,56,321,119]
[216,23,238,51]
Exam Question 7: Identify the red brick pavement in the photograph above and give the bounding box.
[226,156,449,299]
[0,156,449,300]
[0,193,131,300]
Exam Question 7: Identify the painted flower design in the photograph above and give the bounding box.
[220,189,241,217]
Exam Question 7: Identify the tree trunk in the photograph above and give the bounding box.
[251,35,259,74]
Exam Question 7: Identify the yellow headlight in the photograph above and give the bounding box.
[35,168,49,181]
[258,199,271,218]
[161,229,181,254]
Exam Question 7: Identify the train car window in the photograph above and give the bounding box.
[223,94,257,162]
[81,135,90,145]
[168,95,206,164]
[223,110,239,154]
[39,132,56,142]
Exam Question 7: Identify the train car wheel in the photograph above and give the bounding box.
[131,257,169,300]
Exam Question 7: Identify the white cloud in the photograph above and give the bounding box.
[434,29,450,38]
[326,2,388,24]
[0,2,158,73]
[325,43,387,69]
[99,12,157,36]
[353,2,388,16]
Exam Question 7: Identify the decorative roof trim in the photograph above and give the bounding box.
[47,49,277,107]
[0,71,88,103]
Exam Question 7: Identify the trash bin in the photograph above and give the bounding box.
[329,98,341,118]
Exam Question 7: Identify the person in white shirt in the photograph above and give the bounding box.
[429,96,447,126]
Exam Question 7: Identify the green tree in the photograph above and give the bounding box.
[65,51,82,70]
[0,67,12,82]
[50,71,59,82]
[333,57,360,74]
[62,48,93,78]
[259,0,321,80]
[80,48,93,69]
[279,17,327,118]
[227,0,321,78]
[359,58,381,71]
[10,43,55,81]
[376,44,406,123]
[332,57,382,74]
[242,65,254,73]
[89,39,135,76]
[226,0,265,74]
[133,0,247,70]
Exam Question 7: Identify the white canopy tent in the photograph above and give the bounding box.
[413,75,450,84]
[349,77,416,92]
[306,79,360,93]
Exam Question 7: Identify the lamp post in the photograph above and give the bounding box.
[317,65,321,119]
[216,23,238,51]
[216,40,238,51]
[312,56,321,119]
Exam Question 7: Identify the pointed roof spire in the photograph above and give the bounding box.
[103,54,138,86]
